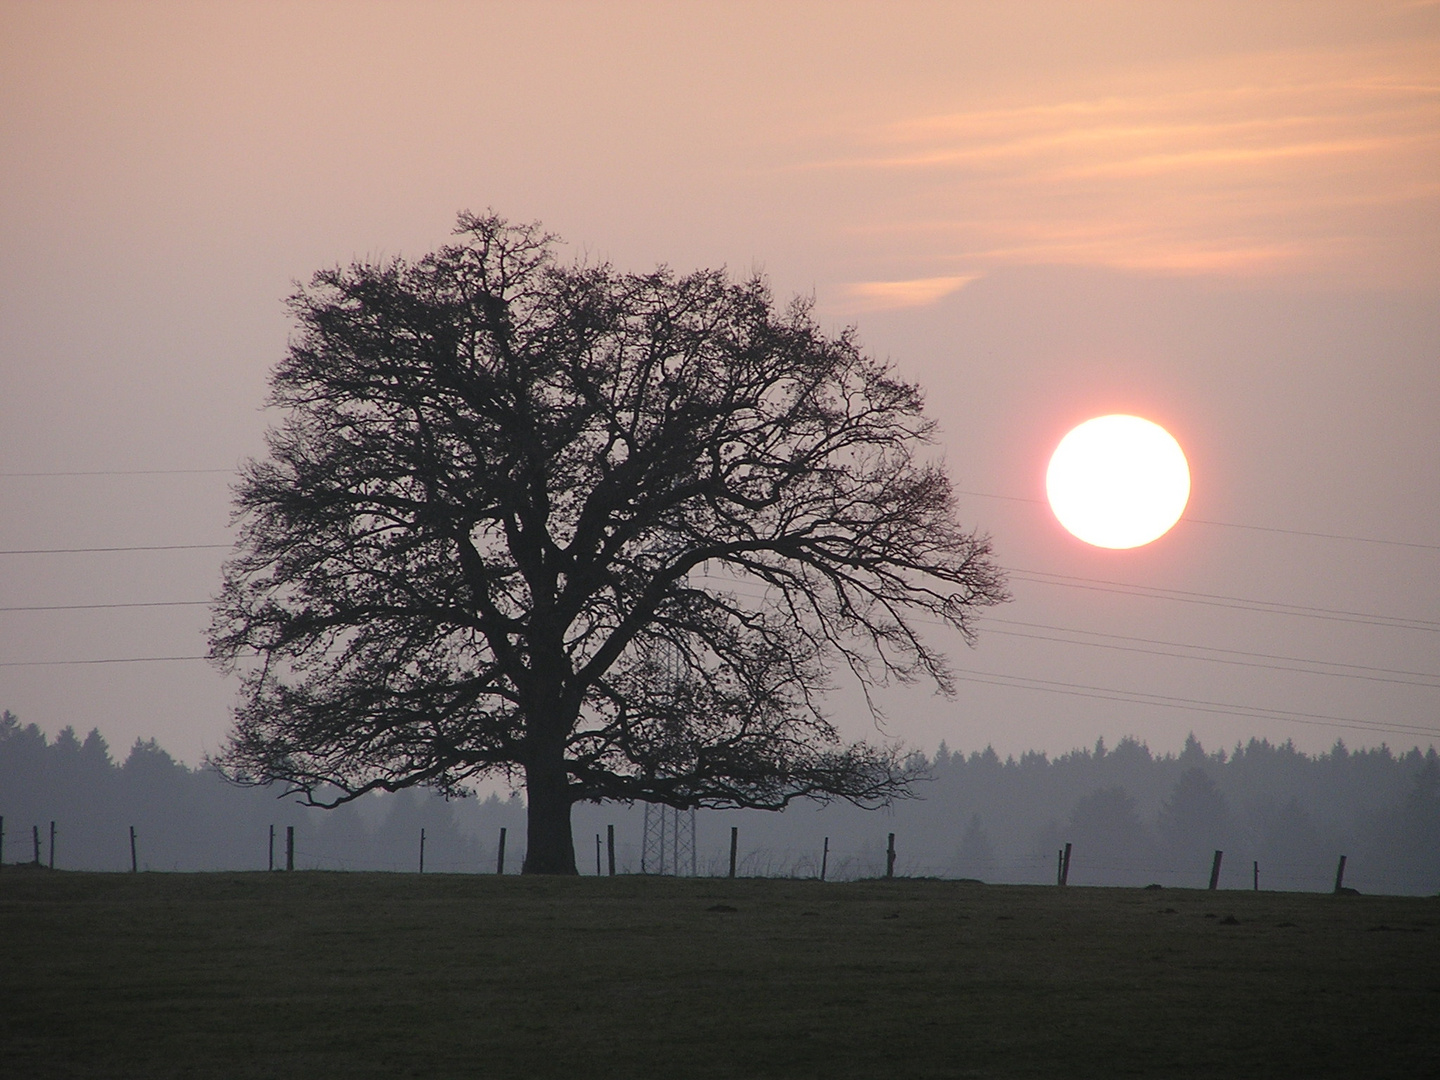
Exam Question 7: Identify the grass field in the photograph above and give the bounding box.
[1,869,1437,1078]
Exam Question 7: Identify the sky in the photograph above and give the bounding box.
[1,0,1437,770]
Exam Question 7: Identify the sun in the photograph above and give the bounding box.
[1045,415,1190,549]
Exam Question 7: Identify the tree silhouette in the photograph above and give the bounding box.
[949,813,997,880]
[1158,766,1232,872]
[1068,786,1151,879]
[209,212,1008,873]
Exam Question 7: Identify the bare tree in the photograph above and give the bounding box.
[210,212,1007,873]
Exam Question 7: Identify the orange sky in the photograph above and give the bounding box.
[1,1,1437,764]
[4,3,1436,301]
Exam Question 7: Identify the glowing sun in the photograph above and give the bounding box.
[1046,415,1190,549]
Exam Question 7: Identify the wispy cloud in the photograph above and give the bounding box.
[808,43,1440,282]
[845,274,983,310]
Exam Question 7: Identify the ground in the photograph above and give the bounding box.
[1,869,1436,1078]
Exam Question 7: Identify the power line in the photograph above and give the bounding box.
[699,566,1440,633]
[0,468,234,477]
[689,573,1440,731]
[6,587,1434,689]
[985,617,1440,683]
[1185,516,1440,553]
[9,577,1437,688]
[6,626,1429,742]
[983,626,1440,690]
[0,544,229,555]
[951,667,1440,742]
[0,655,209,667]
[1008,568,1440,633]
[0,600,210,612]
[953,489,1440,552]
[698,573,1440,675]
[981,620,1440,689]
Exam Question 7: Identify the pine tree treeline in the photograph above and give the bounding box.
[0,711,524,873]
[3,710,1436,894]
[900,734,1440,894]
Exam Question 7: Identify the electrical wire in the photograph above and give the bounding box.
[949,667,1439,741]
[5,557,1432,742]
[8,474,1432,548]
[7,590,1435,693]
[696,574,1440,684]
[0,600,210,612]
[982,623,1440,689]
[1007,568,1440,633]
[0,655,208,667]
[0,468,234,477]
[0,544,229,555]
[954,489,1440,553]
[9,548,1425,639]
[985,617,1440,681]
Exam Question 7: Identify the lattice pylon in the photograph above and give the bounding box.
[641,804,697,876]
[639,621,700,875]
[641,802,666,874]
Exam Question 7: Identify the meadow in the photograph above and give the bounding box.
[1,869,1436,1078]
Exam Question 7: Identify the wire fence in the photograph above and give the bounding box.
[5,815,1435,896]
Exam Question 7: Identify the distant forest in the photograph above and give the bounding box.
[3,710,1437,895]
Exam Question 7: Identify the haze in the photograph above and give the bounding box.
[1,1,1436,768]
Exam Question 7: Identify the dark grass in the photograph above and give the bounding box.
[1,868,1437,1078]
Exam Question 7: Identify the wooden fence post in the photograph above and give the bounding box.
[595,833,602,876]
[1253,860,1259,891]
[268,825,275,872]
[419,828,426,874]
[1057,848,1064,885]
[1333,854,1348,894]
[886,833,896,879]
[607,824,616,876]
[1208,850,1223,890]
[496,827,507,875]
[33,825,41,866]
[821,837,829,882]
[728,826,738,879]
[49,821,55,870]
[286,826,295,871]
[1060,842,1072,886]
[129,826,138,873]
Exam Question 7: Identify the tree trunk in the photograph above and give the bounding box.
[522,754,578,874]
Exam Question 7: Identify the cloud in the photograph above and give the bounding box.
[804,42,1440,282]
[844,274,983,310]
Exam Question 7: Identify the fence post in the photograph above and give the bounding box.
[496,827,507,875]
[1253,861,1259,891]
[886,833,896,879]
[607,824,616,876]
[129,826,138,873]
[1057,848,1064,885]
[821,837,829,882]
[269,825,275,872]
[1208,850,1223,890]
[728,826,738,879]
[595,834,602,876]
[33,825,41,866]
[1060,842,1072,886]
[286,826,295,871]
[1333,854,1348,894]
[419,828,426,874]
[49,821,55,870]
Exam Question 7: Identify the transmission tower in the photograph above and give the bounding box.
[641,803,698,876]
[638,624,698,876]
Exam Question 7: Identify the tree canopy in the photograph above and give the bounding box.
[210,212,1008,873]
